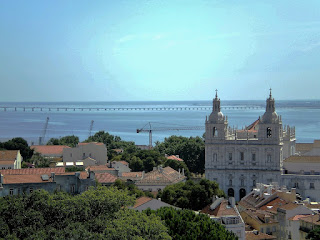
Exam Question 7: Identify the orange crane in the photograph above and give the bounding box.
[136,122,204,149]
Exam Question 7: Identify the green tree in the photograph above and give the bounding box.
[47,135,79,147]
[104,209,171,240]
[30,152,50,168]
[157,179,225,211]
[144,207,237,240]
[1,137,34,161]
[307,226,320,240]
[155,136,205,173]
[163,159,190,179]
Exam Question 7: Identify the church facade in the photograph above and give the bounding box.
[205,90,296,201]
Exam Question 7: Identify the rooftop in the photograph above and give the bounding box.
[137,166,186,185]
[284,155,320,163]
[133,196,153,208]
[78,142,104,146]
[3,174,53,184]
[166,155,184,162]
[0,167,65,175]
[0,150,19,161]
[31,145,70,155]
[95,172,118,184]
[201,199,238,217]
[245,231,276,240]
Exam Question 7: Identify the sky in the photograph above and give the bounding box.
[0,0,320,101]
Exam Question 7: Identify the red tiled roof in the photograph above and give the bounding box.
[56,171,88,179]
[289,214,311,221]
[300,214,320,225]
[119,161,129,166]
[31,145,70,155]
[201,200,237,217]
[95,172,118,183]
[121,172,143,178]
[86,165,115,171]
[133,196,153,208]
[3,174,53,184]
[0,150,19,161]
[78,142,104,146]
[246,119,260,132]
[166,155,184,161]
[259,198,288,213]
[0,160,15,165]
[0,167,65,175]
[278,202,299,211]
[137,167,186,185]
[246,231,276,240]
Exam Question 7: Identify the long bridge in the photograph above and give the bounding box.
[0,106,264,112]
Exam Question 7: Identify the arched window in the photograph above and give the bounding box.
[267,127,272,138]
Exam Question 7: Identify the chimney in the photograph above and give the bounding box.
[165,154,168,158]
[142,171,145,179]
[176,155,179,158]
[182,168,185,176]
[229,197,236,208]
[51,172,55,182]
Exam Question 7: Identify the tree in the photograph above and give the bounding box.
[104,209,171,240]
[30,152,50,168]
[144,207,237,240]
[47,135,79,147]
[155,136,205,173]
[157,179,225,211]
[307,226,320,240]
[163,159,190,179]
[1,137,34,161]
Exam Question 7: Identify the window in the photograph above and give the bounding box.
[272,226,276,232]
[70,153,72,157]
[261,228,264,233]
[71,185,75,193]
[252,153,256,161]
[253,180,256,187]
[310,183,315,189]
[1,167,5,169]
[294,182,299,189]
[213,153,217,162]
[83,153,86,158]
[240,152,244,161]
[9,188,14,195]
[8,167,11,169]
[267,154,272,162]
[89,153,92,158]
[229,153,232,161]
[213,127,218,137]
[267,127,272,138]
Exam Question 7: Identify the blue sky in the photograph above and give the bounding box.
[0,0,319,101]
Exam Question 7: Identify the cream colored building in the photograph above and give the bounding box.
[205,90,295,201]
[0,150,22,169]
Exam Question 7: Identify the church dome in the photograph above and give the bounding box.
[209,111,224,123]
[261,111,278,124]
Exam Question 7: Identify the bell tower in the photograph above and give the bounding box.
[205,90,228,141]
[258,89,282,142]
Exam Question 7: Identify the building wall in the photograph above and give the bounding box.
[0,182,56,197]
[63,143,108,165]
[281,174,320,201]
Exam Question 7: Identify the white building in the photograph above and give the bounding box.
[205,90,296,201]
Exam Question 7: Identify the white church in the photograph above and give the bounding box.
[205,90,296,201]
